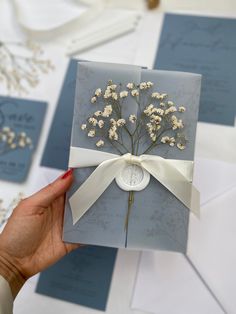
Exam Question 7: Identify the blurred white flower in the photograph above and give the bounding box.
[91,96,97,104]
[96,139,104,147]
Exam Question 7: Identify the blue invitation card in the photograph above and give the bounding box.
[36,247,117,311]
[63,61,201,253]
[0,97,47,182]
[154,13,236,125]
[41,59,78,170]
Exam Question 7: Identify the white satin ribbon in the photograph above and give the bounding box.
[68,147,200,225]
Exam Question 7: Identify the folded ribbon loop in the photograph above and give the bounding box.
[68,147,200,225]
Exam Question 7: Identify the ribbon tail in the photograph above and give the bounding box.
[142,158,200,217]
[69,158,124,225]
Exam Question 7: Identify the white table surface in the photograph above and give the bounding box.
[0,0,235,313]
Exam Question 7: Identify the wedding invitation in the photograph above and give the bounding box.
[63,61,201,252]
[0,97,46,182]
[154,13,236,126]
[36,247,117,311]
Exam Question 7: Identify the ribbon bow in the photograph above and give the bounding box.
[68,147,200,225]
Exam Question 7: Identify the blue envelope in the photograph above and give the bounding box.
[0,97,46,182]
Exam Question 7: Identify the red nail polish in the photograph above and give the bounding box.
[61,168,73,179]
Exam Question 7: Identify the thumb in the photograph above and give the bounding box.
[26,169,74,208]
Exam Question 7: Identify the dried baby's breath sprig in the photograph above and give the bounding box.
[0,126,33,155]
[0,40,54,94]
[81,80,188,155]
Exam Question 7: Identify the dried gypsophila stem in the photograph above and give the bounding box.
[81,80,187,155]
[0,192,24,227]
[0,126,33,156]
[0,40,54,94]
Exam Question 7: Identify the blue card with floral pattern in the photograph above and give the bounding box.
[0,97,47,182]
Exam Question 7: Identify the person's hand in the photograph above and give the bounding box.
[0,169,80,297]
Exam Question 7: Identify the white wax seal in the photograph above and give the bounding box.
[115,164,150,191]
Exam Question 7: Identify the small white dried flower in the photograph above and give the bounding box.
[160,102,165,107]
[110,118,117,125]
[112,92,118,100]
[104,90,112,99]
[129,114,137,123]
[95,88,102,97]
[139,82,147,90]
[160,93,168,99]
[150,133,157,142]
[177,143,186,150]
[88,129,96,137]
[117,119,126,127]
[81,124,87,130]
[151,92,160,99]
[144,104,154,116]
[120,91,128,98]
[18,140,26,148]
[167,101,174,106]
[91,96,97,104]
[161,136,170,144]
[171,115,184,130]
[161,136,176,146]
[108,126,118,140]
[131,89,139,97]
[178,106,186,112]
[94,110,102,117]
[96,139,104,147]
[88,117,98,126]
[150,114,162,124]
[152,108,164,116]
[165,106,177,115]
[127,82,134,89]
[146,81,153,88]
[109,84,117,91]
[98,120,104,128]
[102,105,113,117]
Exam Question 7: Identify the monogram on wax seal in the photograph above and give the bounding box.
[115,163,150,191]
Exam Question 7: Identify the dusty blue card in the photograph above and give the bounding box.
[36,246,117,311]
[41,59,78,170]
[63,62,201,253]
[154,13,236,125]
[0,97,46,182]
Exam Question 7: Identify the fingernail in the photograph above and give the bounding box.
[61,168,73,179]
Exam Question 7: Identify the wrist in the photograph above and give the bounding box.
[0,252,26,298]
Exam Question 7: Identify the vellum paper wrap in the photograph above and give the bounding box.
[63,62,201,252]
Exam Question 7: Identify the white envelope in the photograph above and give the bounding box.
[132,182,236,314]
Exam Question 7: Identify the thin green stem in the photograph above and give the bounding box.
[124,191,134,232]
